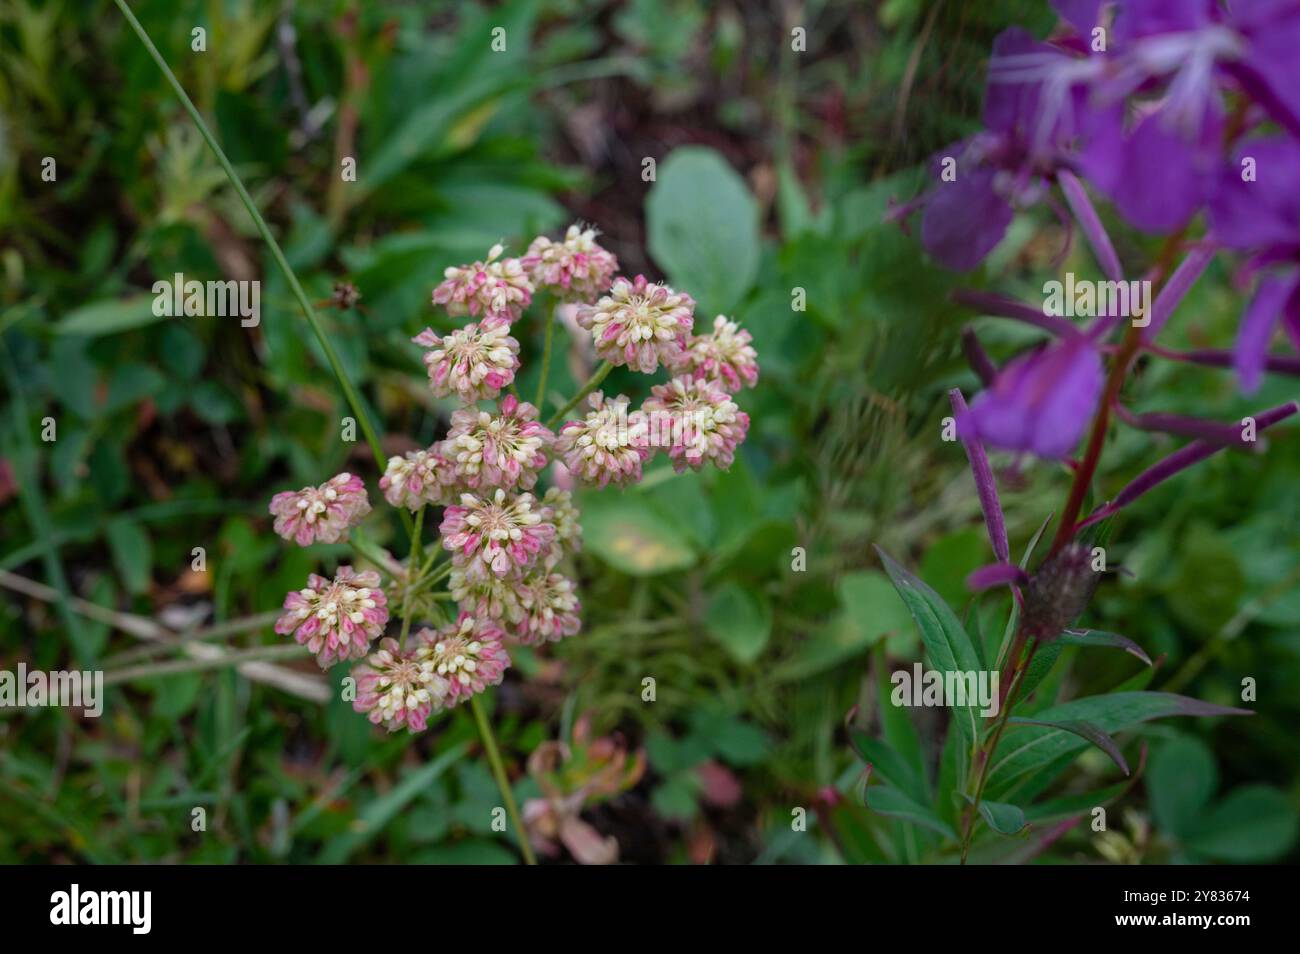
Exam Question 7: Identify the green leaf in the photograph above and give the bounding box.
[876,547,984,753]
[1007,716,1129,776]
[865,785,957,840]
[875,646,929,801]
[1148,736,1217,838]
[319,742,468,863]
[704,582,772,664]
[579,493,696,577]
[849,731,927,806]
[988,692,1249,795]
[54,296,162,336]
[1184,786,1299,862]
[105,517,153,595]
[1059,629,1152,666]
[974,798,1026,835]
[646,146,760,315]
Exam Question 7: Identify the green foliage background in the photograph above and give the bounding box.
[1,0,1296,864]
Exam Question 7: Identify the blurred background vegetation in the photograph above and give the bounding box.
[1,0,1295,863]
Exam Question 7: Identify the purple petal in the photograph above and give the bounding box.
[1142,243,1215,342]
[921,166,1015,271]
[1081,401,1300,526]
[1084,108,1218,233]
[1235,272,1300,393]
[1208,137,1300,252]
[1052,0,1105,33]
[967,562,1030,592]
[1059,170,1123,283]
[951,388,1010,563]
[966,337,1104,459]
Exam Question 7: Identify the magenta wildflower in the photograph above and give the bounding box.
[641,375,750,472]
[379,444,458,510]
[432,243,533,326]
[960,336,1103,459]
[275,566,388,668]
[523,224,619,302]
[1208,136,1300,392]
[413,322,520,403]
[919,28,1106,269]
[446,394,554,491]
[554,392,651,488]
[439,489,556,581]
[268,472,370,546]
[575,275,695,373]
[416,613,511,706]
[351,638,449,733]
[670,314,759,393]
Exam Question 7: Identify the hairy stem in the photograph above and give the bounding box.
[469,695,538,865]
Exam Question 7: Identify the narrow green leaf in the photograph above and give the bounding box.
[988,692,1249,794]
[1060,629,1152,665]
[1008,716,1130,775]
[865,785,957,840]
[876,548,984,753]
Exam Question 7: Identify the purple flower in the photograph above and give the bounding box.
[1208,136,1300,392]
[961,336,1104,459]
[920,28,1104,270]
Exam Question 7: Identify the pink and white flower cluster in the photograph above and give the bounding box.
[266,222,758,734]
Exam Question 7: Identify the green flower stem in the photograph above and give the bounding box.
[469,695,538,865]
[113,0,387,474]
[545,360,613,429]
[958,633,1037,864]
[535,300,558,410]
[397,507,425,650]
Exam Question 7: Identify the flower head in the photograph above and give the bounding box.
[275,566,388,668]
[641,375,750,472]
[269,472,370,546]
[960,336,1103,459]
[351,638,449,733]
[515,571,581,645]
[540,487,582,559]
[413,322,520,403]
[432,243,533,326]
[575,275,694,373]
[523,224,620,302]
[449,565,527,624]
[670,314,759,392]
[379,443,459,510]
[554,392,651,488]
[439,489,556,580]
[416,613,511,706]
[446,394,554,491]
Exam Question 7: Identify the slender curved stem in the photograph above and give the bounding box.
[546,360,613,429]
[113,0,388,473]
[469,695,538,865]
[535,300,558,410]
